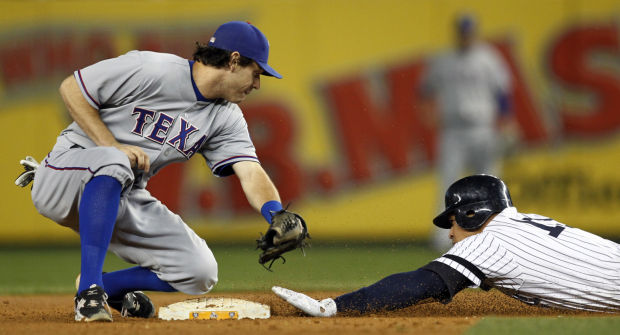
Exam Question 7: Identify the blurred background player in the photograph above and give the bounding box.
[273,174,620,316]
[418,13,514,251]
[16,21,306,322]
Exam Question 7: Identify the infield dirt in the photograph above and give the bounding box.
[0,289,599,335]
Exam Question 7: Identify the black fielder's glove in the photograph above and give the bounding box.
[256,209,310,270]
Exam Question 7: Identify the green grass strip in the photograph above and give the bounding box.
[465,316,620,335]
[0,243,439,294]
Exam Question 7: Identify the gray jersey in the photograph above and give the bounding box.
[421,42,510,129]
[435,207,620,312]
[69,50,258,187]
[31,50,261,295]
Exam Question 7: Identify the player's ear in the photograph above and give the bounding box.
[229,52,241,70]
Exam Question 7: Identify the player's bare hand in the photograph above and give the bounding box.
[116,144,151,172]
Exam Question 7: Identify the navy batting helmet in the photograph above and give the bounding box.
[433,174,513,231]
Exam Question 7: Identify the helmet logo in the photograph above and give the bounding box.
[453,194,462,205]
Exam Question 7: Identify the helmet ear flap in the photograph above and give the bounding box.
[453,202,495,230]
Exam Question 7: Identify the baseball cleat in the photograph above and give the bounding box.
[74,284,113,322]
[272,286,337,317]
[75,273,155,318]
[116,291,156,318]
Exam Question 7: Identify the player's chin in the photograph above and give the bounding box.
[230,92,250,103]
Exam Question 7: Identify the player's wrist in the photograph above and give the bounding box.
[260,200,282,224]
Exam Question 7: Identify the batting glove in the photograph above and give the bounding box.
[15,156,39,188]
[272,286,336,317]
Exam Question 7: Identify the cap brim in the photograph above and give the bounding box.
[257,61,282,79]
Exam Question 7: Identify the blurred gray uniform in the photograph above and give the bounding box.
[421,43,510,249]
[31,50,259,294]
[421,42,510,191]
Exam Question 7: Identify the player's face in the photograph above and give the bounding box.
[449,214,490,244]
[448,215,474,244]
[456,30,475,51]
[224,60,263,103]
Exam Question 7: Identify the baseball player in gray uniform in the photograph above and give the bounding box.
[419,14,512,251]
[274,174,620,316]
[15,21,306,322]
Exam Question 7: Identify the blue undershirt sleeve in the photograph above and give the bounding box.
[333,262,473,314]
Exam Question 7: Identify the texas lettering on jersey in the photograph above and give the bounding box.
[131,107,206,159]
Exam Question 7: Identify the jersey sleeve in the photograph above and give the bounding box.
[201,106,259,177]
[433,232,508,291]
[418,57,441,96]
[74,50,144,110]
[485,46,511,94]
[422,261,475,299]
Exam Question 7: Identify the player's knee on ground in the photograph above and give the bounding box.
[191,260,219,295]
[166,252,218,295]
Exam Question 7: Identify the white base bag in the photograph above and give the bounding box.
[158,297,271,320]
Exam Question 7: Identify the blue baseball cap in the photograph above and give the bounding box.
[208,21,282,79]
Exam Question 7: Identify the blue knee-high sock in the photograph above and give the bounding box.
[78,175,122,293]
[103,266,177,301]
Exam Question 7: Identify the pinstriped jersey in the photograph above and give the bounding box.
[435,207,620,312]
[66,50,258,187]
